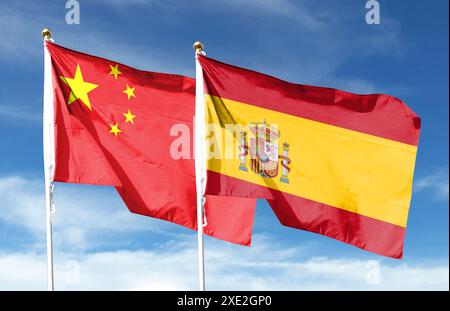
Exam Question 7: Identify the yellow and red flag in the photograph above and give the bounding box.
[45,42,257,246]
[199,56,421,258]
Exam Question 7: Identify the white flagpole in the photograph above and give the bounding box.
[42,28,56,291]
[193,41,207,291]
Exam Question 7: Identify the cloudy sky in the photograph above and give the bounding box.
[0,0,448,290]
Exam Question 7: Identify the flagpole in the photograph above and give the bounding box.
[42,28,55,291]
[193,41,206,291]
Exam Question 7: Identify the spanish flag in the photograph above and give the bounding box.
[199,56,421,259]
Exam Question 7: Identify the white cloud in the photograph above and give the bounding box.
[0,0,407,125]
[0,2,192,74]
[414,167,449,202]
[0,1,404,78]
[327,78,378,95]
[0,174,448,290]
[198,0,405,96]
[0,176,174,251]
[0,105,41,122]
[101,0,153,7]
[0,237,448,290]
[210,0,325,30]
[98,0,325,31]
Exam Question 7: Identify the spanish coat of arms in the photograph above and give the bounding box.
[238,120,291,183]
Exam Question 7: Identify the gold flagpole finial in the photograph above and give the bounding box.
[42,28,53,40]
[193,41,204,55]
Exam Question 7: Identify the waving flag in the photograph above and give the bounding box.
[44,42,256,246]
[199,55,421,258]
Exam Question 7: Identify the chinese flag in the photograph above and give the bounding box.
[199,55,421,258]
[45,42,256,246]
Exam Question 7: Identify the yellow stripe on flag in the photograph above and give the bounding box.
[205,95,418,227]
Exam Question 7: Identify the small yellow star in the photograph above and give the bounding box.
[109,123,122,138]
[123,84,136,100]
[123,109,136,124]
[109,64,122,80]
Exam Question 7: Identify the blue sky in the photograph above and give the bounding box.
[0,0,448,290]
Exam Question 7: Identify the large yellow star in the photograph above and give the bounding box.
[123,109,136,124]
[109,64,122,80]
[60,64,99,111]
[123,84,136,100]
[109,123,122,138]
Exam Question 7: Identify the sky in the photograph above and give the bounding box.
[0,0,448,290]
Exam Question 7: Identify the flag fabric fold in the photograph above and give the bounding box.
[45,42,256,246]
[199,55,421,258]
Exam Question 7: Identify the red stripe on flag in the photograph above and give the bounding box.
[206,170,405,259]
[199,56,420,146]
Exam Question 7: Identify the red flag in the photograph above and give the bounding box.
[46,42,256,245]
[199,55,420,258]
